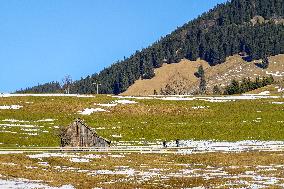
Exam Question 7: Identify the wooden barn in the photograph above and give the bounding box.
[60,118,111,147]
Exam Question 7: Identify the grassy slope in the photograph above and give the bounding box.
[123,54,284,96]
[122,59,209,96]
[0,94,284,147]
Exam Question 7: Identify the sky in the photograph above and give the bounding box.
[0,0,228,93]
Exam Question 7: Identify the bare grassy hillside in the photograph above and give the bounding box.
[122,54,284,96]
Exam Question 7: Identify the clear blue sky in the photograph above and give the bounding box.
[0,0,227,93]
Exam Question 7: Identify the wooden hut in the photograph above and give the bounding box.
[60,118,110,147]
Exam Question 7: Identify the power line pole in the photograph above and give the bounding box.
[93,82,101,94]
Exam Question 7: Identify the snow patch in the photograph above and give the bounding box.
[36,119,56,122]
[266,71,284,77]
[258,91,270,95]
[96,103,117,107]
[0,105,23,110]
[0,123,37,128]
[27,153,78,159]
[70,158,90,163]
[2,119,29,123]
[112,134,122,138]
[162,140,284,154]
[78,108,108,115]
[114,100,138,104]
[161,97,194,101]
[192,106,210,110]
[0,151,23,154]
[272,102,284,105]
[0,178,74,189]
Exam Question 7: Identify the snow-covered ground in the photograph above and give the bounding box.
[113,93,280,102]
[0,177,74,189]
[165,140,284,154]
[2,140,282,155]
[17,148,284,188]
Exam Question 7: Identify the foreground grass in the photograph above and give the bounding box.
[1,151,284,188]
[0,95,283,147]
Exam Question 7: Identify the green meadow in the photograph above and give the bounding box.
[0,95,283,147]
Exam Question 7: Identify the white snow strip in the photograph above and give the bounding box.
[21,128,38,132]
[2,119,29,123]
[192,106,210,110]
[70,158,90,163]
[25,133,38,136]
[161,140,284,154]
[0,178,74,189]
[0,123,37,128]
[96,127,105,130]
[83,154,102,159]
[112,134,122,138]
[88,168,135,176]
[272,102,284,105]
[108,154,125,158]
[161,97,195,101]
[27,153,79,159]
[36,119,56,122]
[258,91,270,95]
[1,163,17,166]
[0,151,23,154]
[266,71,284,77]
[78,108,108,115]
[113,94,280,102]
[114,100,138,104]
[0,105,23,110]
[96,103,117,107]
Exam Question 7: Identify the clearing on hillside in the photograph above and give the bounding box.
[123,54,284,96]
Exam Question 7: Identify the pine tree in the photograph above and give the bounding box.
[195,65,206,95]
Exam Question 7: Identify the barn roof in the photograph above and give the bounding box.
[73,118,111,144]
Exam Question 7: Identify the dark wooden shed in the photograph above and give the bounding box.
[60,119,110,147]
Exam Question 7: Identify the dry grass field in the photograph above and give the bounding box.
[1,151,284,188]
[0,91,283,188]
[123,54,284,96]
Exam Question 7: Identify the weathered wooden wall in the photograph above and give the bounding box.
[61,119,110,147]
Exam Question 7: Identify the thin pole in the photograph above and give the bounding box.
[93,83,101,95]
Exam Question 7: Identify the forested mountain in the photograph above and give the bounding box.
[16,82,62,94]
[17,0,284,94]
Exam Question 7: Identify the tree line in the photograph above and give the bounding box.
[223,75,275,95]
